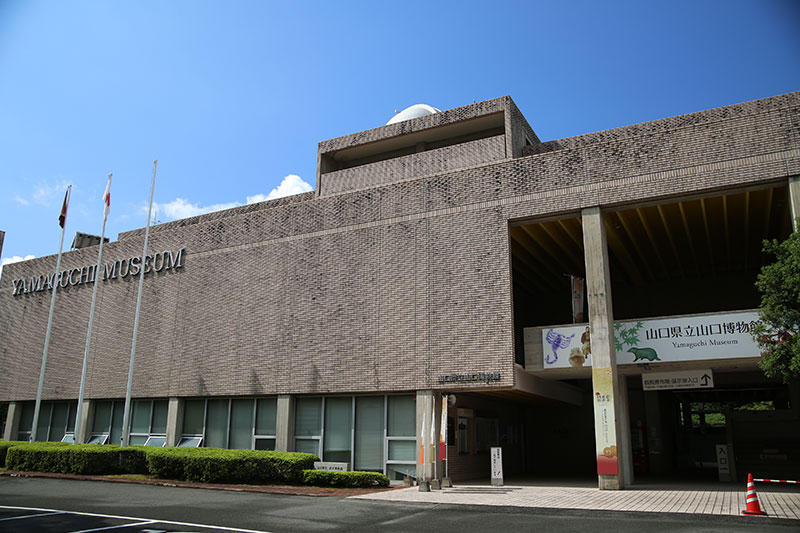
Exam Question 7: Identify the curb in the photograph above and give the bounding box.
[0,470,399,497]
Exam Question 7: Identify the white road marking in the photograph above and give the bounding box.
[0,510,65,521]
[69,519,156,533]
[0,505,272,533]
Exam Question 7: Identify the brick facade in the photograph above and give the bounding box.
[1,92,798,403]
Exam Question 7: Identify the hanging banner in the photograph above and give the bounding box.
[541,310,759,368]
[570,276,585,323]
[592,367,618,475]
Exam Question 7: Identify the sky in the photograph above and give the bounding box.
[1,0,798,277]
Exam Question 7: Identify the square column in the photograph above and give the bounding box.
[789,176,800,232]
[275,395,294,452]
[582,206,631,489]
[415,390,434,489]
[165,398,183,447]
[3,402,20,441]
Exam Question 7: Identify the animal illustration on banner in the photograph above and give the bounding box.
[544,329,575,364]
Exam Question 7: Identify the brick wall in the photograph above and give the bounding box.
[0,92,798,403]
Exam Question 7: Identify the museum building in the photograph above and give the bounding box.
[1,93,799,489]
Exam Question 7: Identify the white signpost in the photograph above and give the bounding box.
[642,369,714,391]
[490,447,503,486]
[716,444,731,482]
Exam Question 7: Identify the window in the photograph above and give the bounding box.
[294,397,322,456]
[90,400,124,445]
[254,398,277,450]
[385,395,416,481]
[128,400,168,446]
[293,394,416,480]
[17,401,77,442]
[180,397,277,450]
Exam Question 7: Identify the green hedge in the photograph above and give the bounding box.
[5,444,148,475]
[0,440,29,465]
[302,469,390,488]
[146,448,318,484]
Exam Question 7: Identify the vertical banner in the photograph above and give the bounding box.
[571,276,585,323]
[439,395,447,461]
[419,403,427,473]
[429,399,437,466]
[490,447,503,486]
[592,367,618,475]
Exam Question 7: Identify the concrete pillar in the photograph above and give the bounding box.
[789,176,800,232]
[617,374,634,487]
[416,390,434,489]
[431,393,443,489]
[3,402,20,441]
[75,400,93,444]
[275,395,294,452]
[582,206,629,490]
[165,398,183,447]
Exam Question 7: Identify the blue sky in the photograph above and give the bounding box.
[1,0,798,276]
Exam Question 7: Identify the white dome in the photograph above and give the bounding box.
[386,104,440,125]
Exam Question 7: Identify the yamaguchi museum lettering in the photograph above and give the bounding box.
[11,248,185,296]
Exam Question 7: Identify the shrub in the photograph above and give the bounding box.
[301,469,390,488]
[5,444,148,475]
[0,440,29,466]
[145,448,318,484]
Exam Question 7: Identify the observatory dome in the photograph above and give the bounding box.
[386,104,441,125]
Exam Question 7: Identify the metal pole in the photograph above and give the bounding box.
[31,185,71,443]
[73,174,111,443]
[121,161,157,446]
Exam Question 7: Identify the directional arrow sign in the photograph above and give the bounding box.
[642,369,714,391]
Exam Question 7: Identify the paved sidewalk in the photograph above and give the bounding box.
[352,478,800,520]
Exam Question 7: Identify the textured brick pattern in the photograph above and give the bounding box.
[319,135,506,196]
[0,92,798,402]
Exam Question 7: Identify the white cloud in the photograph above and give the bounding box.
[247,174,313,204]
[0,255,36,280]
[151,198,240,221]
[14,196,30,206]
[32,181,70,207]
[150,174,314,222]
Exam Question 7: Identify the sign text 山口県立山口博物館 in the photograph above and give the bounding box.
[10,248,185,296]
[540,310,760,368]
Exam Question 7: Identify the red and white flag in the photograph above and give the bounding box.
[58,188,69,228]
[103,173,112,222]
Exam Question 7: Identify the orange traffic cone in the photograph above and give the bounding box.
[741,473,768,516]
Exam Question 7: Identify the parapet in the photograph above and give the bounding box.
[316,96,539,196]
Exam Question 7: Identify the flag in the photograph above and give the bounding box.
[419,406,427,467]
[58,189,69,228]
[438,395,448,461]
[103,173,112,222]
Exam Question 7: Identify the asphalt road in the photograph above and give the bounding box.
[0,477,796,532]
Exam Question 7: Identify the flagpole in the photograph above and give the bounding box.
[73,174,112,443]
[30,185,71,443]
[121,161,157,447]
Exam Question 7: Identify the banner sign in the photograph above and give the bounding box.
[542,310,759,368]
[642,369,714,391]
[592,367,618,475]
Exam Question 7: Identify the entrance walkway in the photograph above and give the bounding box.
[352,478,800,520]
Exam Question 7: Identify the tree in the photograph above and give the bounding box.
[752,230,800,383]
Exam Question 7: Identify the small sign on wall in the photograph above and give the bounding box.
[642,370,714,391]
[490,447,503,486]
[314,462,348,471]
